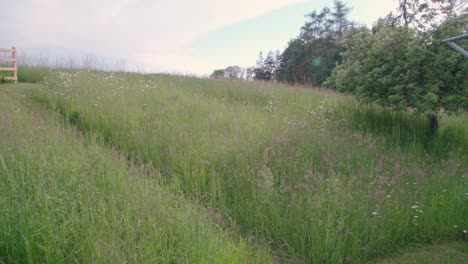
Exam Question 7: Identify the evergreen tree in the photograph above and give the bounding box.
[276,1,351,86]
[332,0,351,38]
[263,51,277,81]
[254,51,277,81]
[254,52,266,80]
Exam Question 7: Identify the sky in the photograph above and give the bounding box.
[1,0,399,76]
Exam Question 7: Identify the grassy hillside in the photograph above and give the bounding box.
[1,68,467,263]
[0,86,271,263]
[375,242,468,264]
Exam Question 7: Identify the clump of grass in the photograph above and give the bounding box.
[17,66,50,83]
[26,69,467,262]
[374,242,468,264]
[0,88,272,263]
[341,103,468,158]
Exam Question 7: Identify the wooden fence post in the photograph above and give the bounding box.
[0,47,17,83]
[12,47,17,83]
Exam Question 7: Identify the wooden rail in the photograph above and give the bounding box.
[0,47,17,83]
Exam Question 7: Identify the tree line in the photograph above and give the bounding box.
[212,0,467,131]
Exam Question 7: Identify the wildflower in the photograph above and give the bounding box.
[453,225,459,228]
[413,215,419,219]
[463,230,467,234]
[411,205,419,209]
[372,211,377,215]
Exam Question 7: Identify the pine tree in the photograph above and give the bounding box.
[263,51,276,81]
[332,0,351,38]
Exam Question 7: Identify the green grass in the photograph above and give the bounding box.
[375,242,468,264]
[0,86,272,263]
[343,103,468,156]
[17,69,467,263]
[17,66,50,83]
[0,65,49,84]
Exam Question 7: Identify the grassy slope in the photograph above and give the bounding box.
[0,85,272,263]
[22,69,467,263]
[375,242,468,264]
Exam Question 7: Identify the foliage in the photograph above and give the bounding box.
[396,0,467,30]
[0,76,11,84]
[17,66,49,83]
[225,65,242,78]
[325,2,467,130]
[210,68,225,78]
[276,0,350,86]
[254,51,277,81]
[211,65,253,80]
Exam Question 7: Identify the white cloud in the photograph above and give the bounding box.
[1,0,303,73]
[1,0,400,75]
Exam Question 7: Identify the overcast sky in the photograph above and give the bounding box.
[1,0,398,75]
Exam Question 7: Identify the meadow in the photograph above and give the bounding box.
[0,67,466,263]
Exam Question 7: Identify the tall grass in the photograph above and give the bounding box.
[25,69,468,262]
[0,87,272,263]
[342,103,468,157]
[17,66,50,83]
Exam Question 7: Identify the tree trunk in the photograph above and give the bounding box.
[399,0,410,26]
[429,114,438,134]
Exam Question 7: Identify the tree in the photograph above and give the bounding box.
[398,0,413,26]
[210,69,225,78]
[211,66,248,79]
[225,66,242,79]
[325,12,467,132]
[275,1,351,86]
[254,51,277,81]
[332,0,351,38]
[301,7,332,41]
[254,52,265,80]
[395,0,467,30]
[263,51,277,81]
[276,38,307,84]
[245,67,255,81]
[274,50,282,78]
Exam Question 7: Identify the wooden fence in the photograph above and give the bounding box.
[0,47,17,83]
